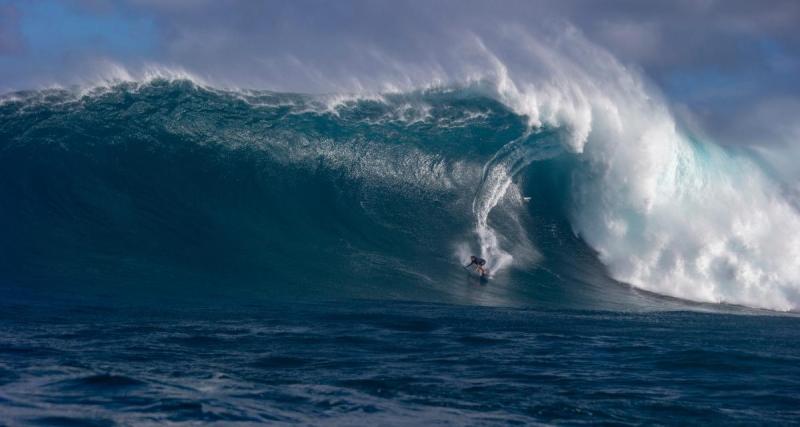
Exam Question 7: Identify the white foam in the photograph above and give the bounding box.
[469,27,800,311]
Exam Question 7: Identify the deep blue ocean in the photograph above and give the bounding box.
[1,80,798,425]
[2,292,799,426]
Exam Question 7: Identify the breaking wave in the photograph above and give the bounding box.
[2,32,799,312]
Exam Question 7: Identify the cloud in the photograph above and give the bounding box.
[0,3,24,55]
[5,0,800,90]
[96,1,800,94]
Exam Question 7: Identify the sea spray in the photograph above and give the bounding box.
[471,131,563,275]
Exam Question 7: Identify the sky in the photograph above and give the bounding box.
[1,0,799,147]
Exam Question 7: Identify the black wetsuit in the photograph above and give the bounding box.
[469,257,486,267]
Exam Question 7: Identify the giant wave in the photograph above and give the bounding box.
[2,32,799,312]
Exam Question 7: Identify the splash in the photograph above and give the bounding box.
[472,131,563,275]
[471,27,800,310]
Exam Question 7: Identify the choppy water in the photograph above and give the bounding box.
[1,295,798,426]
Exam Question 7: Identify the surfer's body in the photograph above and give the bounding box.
[466,256,487,277]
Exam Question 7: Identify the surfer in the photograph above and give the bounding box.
[465,255,487,277]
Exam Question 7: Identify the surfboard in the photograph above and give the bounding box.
[464,265,489,282]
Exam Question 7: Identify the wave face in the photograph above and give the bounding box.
[1,79,798,311]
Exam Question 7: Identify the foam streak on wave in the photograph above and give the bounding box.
[472,131,563,274]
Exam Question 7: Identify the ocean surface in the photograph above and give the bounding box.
[1,80,799,425]
[2,293,799,426]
